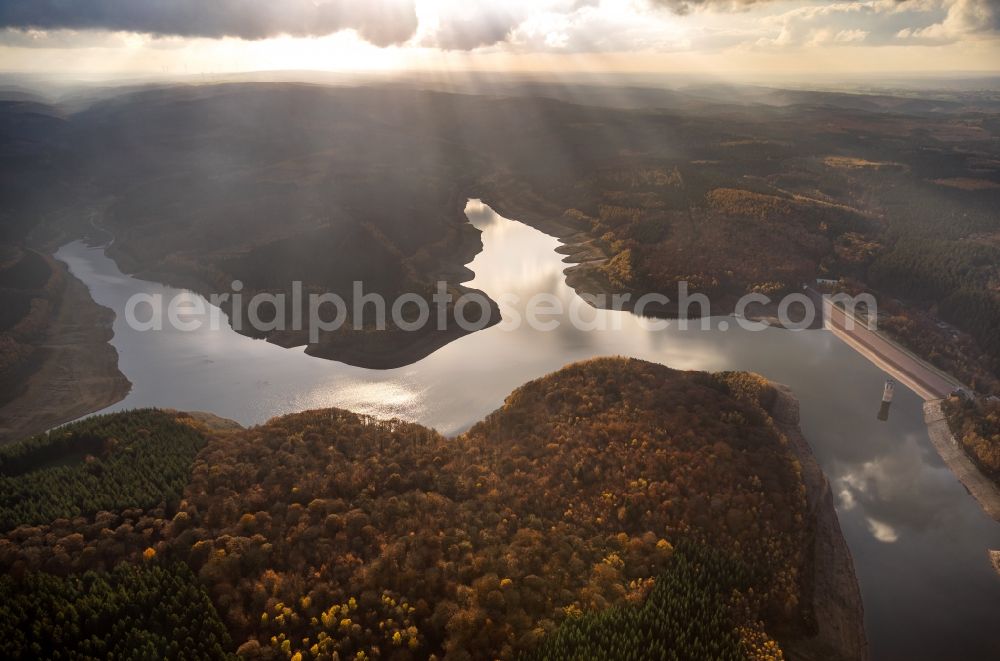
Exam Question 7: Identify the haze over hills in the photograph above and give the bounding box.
[2,0,1000,656]
[0,39,998,661]
[3,77,999,384]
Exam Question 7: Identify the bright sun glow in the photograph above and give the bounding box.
[0,0,997,76]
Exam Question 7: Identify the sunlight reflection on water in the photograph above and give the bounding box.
[56,199,1000,660]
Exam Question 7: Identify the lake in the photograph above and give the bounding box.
[56,199,1000,660]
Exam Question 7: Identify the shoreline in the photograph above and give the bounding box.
[768,382,869,661]
[104,192,500,371]
[923,399,1000,522]
[480,188,1000,527]
[0,258,131,445]
[36,197,1000,540]
[0,229,871,657]
[478,187,820,325]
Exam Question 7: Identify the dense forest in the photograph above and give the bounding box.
[1,80,991,656]
[468,94,1000,476]
[4,83,999,379]
[944,396,1000,482]
[0,561,232,660]
[867,228,1000,379]
[168,359,811,659]
[0,359,837,659]
[542,153,1000,385]
[553,175,870,312]
[469,92,1000,389]
[528,542,782,661]
[0,248,63,404]
[0,409,209,530]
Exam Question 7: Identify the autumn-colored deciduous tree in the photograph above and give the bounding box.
[0,359,817,659]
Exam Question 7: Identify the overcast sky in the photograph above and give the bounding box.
[0,0,997,76]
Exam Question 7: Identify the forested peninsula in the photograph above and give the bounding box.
[0,358,864,659]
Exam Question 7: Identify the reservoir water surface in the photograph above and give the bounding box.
[57,200,1000,660]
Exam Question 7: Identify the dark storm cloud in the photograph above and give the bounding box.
[651,0,999,35]
[0,0,419,46]
[432,6,525,50]
[970,0,1000,30]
